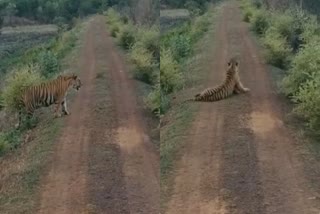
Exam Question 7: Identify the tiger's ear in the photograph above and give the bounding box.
[72,74,77,79]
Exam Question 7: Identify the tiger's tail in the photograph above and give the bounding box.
[182,93,201,103]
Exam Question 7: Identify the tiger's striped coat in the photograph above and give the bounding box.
[188,58,249,102]
[16,74,82,127]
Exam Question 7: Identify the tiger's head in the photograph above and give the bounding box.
[70,74,82,91]
[227,57,239,74]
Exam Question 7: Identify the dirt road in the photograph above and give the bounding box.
[37,17,159,214]
[166,2,320,214]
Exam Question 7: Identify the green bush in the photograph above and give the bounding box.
[39,51,60,77]
[146,83,161,116]
[2,64,43,112]
[301,14,320,44]
[160,49,183,94]
[170,34,192,62]
[271,12,295,39]
[136,27,160,60]
[190,13,211,41]
[0,92,4,110]
[111,25,120,37]
[51,30,77,59]
[251,9,269,35]
[292,74,320,129]
[118,24,136,49]
[105,8,122,25]
[130,44,155,84]
[243,6,254,22]
[282,39,320,96]
[0,129,23,156]
[262,27,292,68]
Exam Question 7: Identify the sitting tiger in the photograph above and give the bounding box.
[186,57,249,102]
[16,74,82,128]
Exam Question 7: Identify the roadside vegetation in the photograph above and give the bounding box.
[240,0,320,133]
[105,8,160,116]
[0,24,79,156]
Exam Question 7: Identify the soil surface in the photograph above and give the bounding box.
[37,16,159,214]
[165,2,320,214]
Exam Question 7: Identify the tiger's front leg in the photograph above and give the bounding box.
[235,81,250,93]
[61,98,70,116]
[54,97,64,118]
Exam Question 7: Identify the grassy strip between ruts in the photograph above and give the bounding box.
[160,3,222,211]
[0,19,88,214]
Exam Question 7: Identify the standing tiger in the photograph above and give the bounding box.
[16,74,82,128]
[186,57,249,102]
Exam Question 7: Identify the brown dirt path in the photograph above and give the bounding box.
[166,2,320,214]
[37,16,159,214]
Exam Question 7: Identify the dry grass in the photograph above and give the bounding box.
[1,25,58,35]
[160,9,190,18]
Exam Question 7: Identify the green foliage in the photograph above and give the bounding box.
[170,34,191,61]
[292,74,320,130]
[146,83,161,116]
[271,12,295,39]
[110,25,120,37]
[39,51,59,77]
[0,92,4,110]
[136,27,160,59]
[130,43,156,84]
[240,0,255,22]
[118,24,136,50]
[190,13,211,41]
[2,64,43,112]
[262,27,292,68]
[251,9,269,35]
[0,130,20,155]
[105,8,122,25]
[282,39,320,96]
[160,49,182,94]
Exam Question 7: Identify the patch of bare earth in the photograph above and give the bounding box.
[165,2,320,214]
[37,16,159,214]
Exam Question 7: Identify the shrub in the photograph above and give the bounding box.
[282,40,320,96]
[2,64,43,112]
[243,6,254,22]
[262,27,292,68]
[301,14,320,44]
[136,26,160,60]
[146,84,161,116]
[251,9,269,35]
[292,74,320,129]
[51,30,77,59]
[0,92,4,110]
[160,49,183,94]
[271,12,295,39]
[170,34,192,62]
[130,44,155,84]
[118,24,136,49]
[190,13,211,41]
[39,51,60,77]
[0,129,23,156]
[105,8,121,25]
[111,25,120,37]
